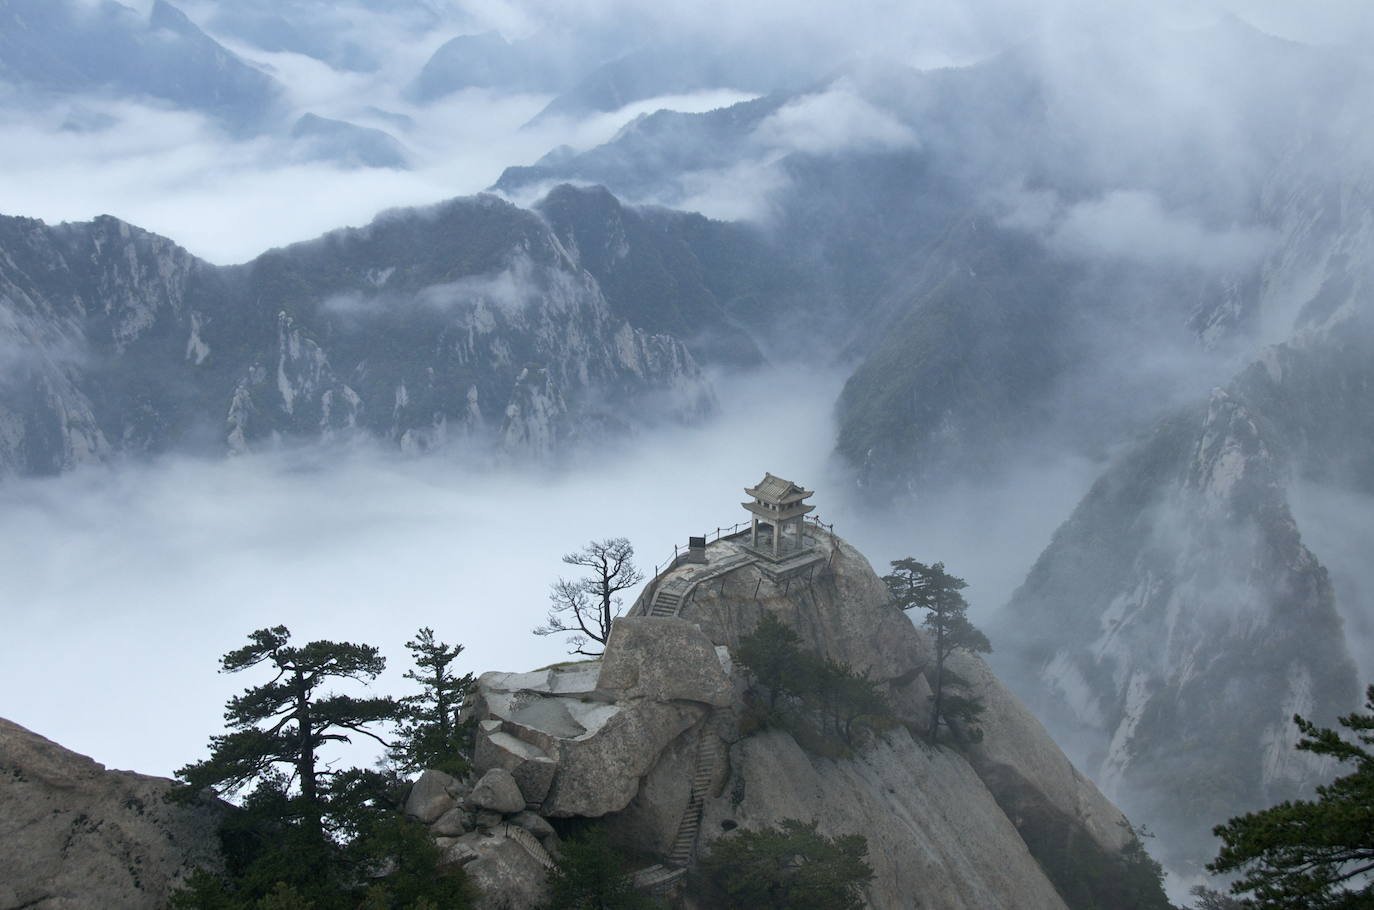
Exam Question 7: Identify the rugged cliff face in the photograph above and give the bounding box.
[990,140,1374,870]
[465,530,1160,909]
[0,530,1162,909]
[0,193,715,477]
[0,716,226,910]
[0,0,285,133]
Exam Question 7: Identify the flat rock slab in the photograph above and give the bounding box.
[474,728,558,805]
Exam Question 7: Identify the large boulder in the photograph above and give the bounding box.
[466,767,526,815]
[431,807,471,837]
[446,830,551,910]
[544,699,705,817]
[471,664,707,818]
[0,717,226,910]
[404,769,462,824]
[474,721,558,805]
[597,616,733,706]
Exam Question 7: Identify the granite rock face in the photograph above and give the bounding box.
[679,534,936,728]
[705,728,1069,910]
[991,323,1369,867]
[467,528,1152,908]
[596,616,733,707]
[0,716,225,910]
[404,769,462,824]
[466,767,526,815]
[0,193,716,477]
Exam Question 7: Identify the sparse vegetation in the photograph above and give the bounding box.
[541,825,658,910]
[1207,683,1374,909]
[534,538,644,656]
[170,626,474,909]
[735,612,889,749]
[693,819,873,910]
[883,559,990,743]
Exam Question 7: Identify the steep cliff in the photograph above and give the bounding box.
[0,193,715,476]
[466,529,1163,909]
[990,133,1374,870]
[0,0,284,133]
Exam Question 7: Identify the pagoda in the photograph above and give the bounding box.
[743,472,815,558]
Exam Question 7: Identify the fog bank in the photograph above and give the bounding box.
[0,362,1100,777]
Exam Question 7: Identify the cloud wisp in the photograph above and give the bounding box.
[0,358,1103,777]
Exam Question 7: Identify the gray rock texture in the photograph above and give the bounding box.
[474,723,558,806]
[444,831,551,910]
[0,195,715,477]
[510,810,556,841]
[681,534,936,727]
[950,651,1132,856]
[991,306,1374,865]
[466,767,526,815]
[0,716,225,910]
[597,616,733,707]
[702,728,1069,910]
[404,769,460,823]
[544,699,705,818]
[468,528,1153,908]
[430,807,471,837]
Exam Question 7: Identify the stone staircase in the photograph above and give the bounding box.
[649,578,690,616]
[667,714,726,867]
[647,552,756,618]
[631,863,687,895]
[504,823,556,870]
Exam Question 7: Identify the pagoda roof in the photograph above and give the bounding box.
[745,472,813,505]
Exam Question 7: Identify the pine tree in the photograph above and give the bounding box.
[389,627,475,777]
[695,819,873,910]
[176,626,397,845]
[542,825,656,910]
[736,614,889,747]
[736,612,806,712]
[170,626,472,908]
[1207,684,1374,908]
[884,559,990,743]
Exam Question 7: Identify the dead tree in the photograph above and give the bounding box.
[533,538,643,656]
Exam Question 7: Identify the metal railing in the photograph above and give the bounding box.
[633,516,838,616]
[648,516,834,576]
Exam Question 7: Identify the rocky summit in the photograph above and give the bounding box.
[456,525,1154,909]
[0,524,1163,909]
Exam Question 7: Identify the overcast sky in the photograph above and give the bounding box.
[0,365,1095,776]
[2,0,1370,782]
[1,0,1369,265]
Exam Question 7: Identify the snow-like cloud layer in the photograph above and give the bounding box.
[753,86,921,157]
[999,188,1278,272]
[0,363,1094,777]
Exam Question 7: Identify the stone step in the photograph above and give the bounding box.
[504,824,556,870]
[633,863,686,893]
